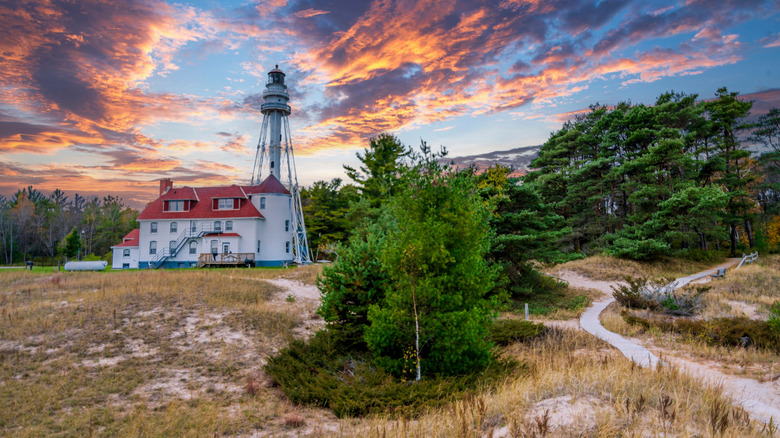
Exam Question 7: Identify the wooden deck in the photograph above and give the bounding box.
[198,253,255,268]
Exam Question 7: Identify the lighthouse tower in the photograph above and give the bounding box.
[251,66,312,264]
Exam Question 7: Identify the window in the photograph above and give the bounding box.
[210,240,218,254]
[214,221,222,232]
[166,200,185,211]
[260,197,266,209]
[222,243,230,254]
[149,241,157,255]
[225,221,233,231]
[270,161,275,169]
[257,240,261,253]
[169,240,176,252]
[217,198,234,210]
[170,222,177,233]
[150,222,158,233]
[286,241,290,254]
[123,249,130,257]
[189,241,197,255]
[122,263,129,269]
[285,220,289,232]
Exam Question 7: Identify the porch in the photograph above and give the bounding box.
[197,252,255,268]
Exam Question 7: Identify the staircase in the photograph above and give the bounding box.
[147,224,216,269]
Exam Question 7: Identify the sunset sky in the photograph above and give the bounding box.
[1,0,779,208]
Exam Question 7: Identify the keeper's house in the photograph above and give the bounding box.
[111,176,295,269]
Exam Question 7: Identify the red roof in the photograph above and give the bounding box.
[137,175,289,221]
[202,233,241,237]
[112,229,140,247]
[245,175,290,195]
[160,187,198,201]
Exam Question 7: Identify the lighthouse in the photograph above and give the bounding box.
[251,65,312,264]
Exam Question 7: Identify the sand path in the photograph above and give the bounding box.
[557,259,780,424]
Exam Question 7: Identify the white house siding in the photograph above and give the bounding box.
[252,193,295,265]
[111,247,139,269]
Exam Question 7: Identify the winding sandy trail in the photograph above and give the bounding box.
[557,259,780,424]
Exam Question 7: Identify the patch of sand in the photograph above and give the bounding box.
[492,395,606,437]
[725,300,761,319]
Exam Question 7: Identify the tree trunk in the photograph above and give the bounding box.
[411,280,421,382]
[729,225,738,256]
[745,219,755,249]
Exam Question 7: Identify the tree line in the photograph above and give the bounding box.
[526,88,779,259]
[0,187,138,265]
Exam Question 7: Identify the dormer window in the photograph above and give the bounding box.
[216,198,237,210]
[164,200,188,212]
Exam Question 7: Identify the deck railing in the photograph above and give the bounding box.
[197,253,255,268]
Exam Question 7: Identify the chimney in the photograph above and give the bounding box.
[159,178,173,196]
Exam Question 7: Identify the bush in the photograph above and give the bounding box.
[488,320,545,346]
[769,301,780,333]
[612,276,706,316]
[264,330,518,418]
[622,312,780,352]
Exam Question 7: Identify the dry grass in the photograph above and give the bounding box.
[700,255,780,320]
[547,254,720,282]
[602,255,780,381]
[331,328,766,437]
[0,267,333,437]
[1,263,771,437]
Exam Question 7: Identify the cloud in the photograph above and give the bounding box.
[285,0,777,153]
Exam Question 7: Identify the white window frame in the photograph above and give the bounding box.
[150,222,158,233]
[170,222,177,233]
[169,240,176,252]
[149,241,157,255]
[167,200,185,212]
[257,240,261,254]
[285,220,289,232]
[217,198,235,210]
[285,241,290,254]
[123,249,130,257]
[189,241,197,255]
[225,221,233,231]
[214,221,222,232]
[210,240,218,254]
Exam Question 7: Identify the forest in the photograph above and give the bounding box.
[303,88,780,262]
[0,187,138,265]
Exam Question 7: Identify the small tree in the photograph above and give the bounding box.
[317,221,391,347]
[365,145,499,378]
[61,227,81,260]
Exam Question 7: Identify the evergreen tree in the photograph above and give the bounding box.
[364,145,499,377]
[343,133,409,209]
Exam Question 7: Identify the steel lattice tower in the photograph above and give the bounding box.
[250,65,312,264]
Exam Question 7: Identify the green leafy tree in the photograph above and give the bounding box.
[705,88,755,254]
[478,165,574,298]
[301,178,359,255]
[343,133,409,209]
[752,108,780,214]
[61,227,81,259]
[317,221,391,347]
[364,145,499,378]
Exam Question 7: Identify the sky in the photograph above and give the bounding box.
[1,0,780,209]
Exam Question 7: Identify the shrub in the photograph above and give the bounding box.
[612,276,706,316]
[488,320,545,346]
[769,301,780,333]
[264,330,517,418]
[622,312,780,352]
